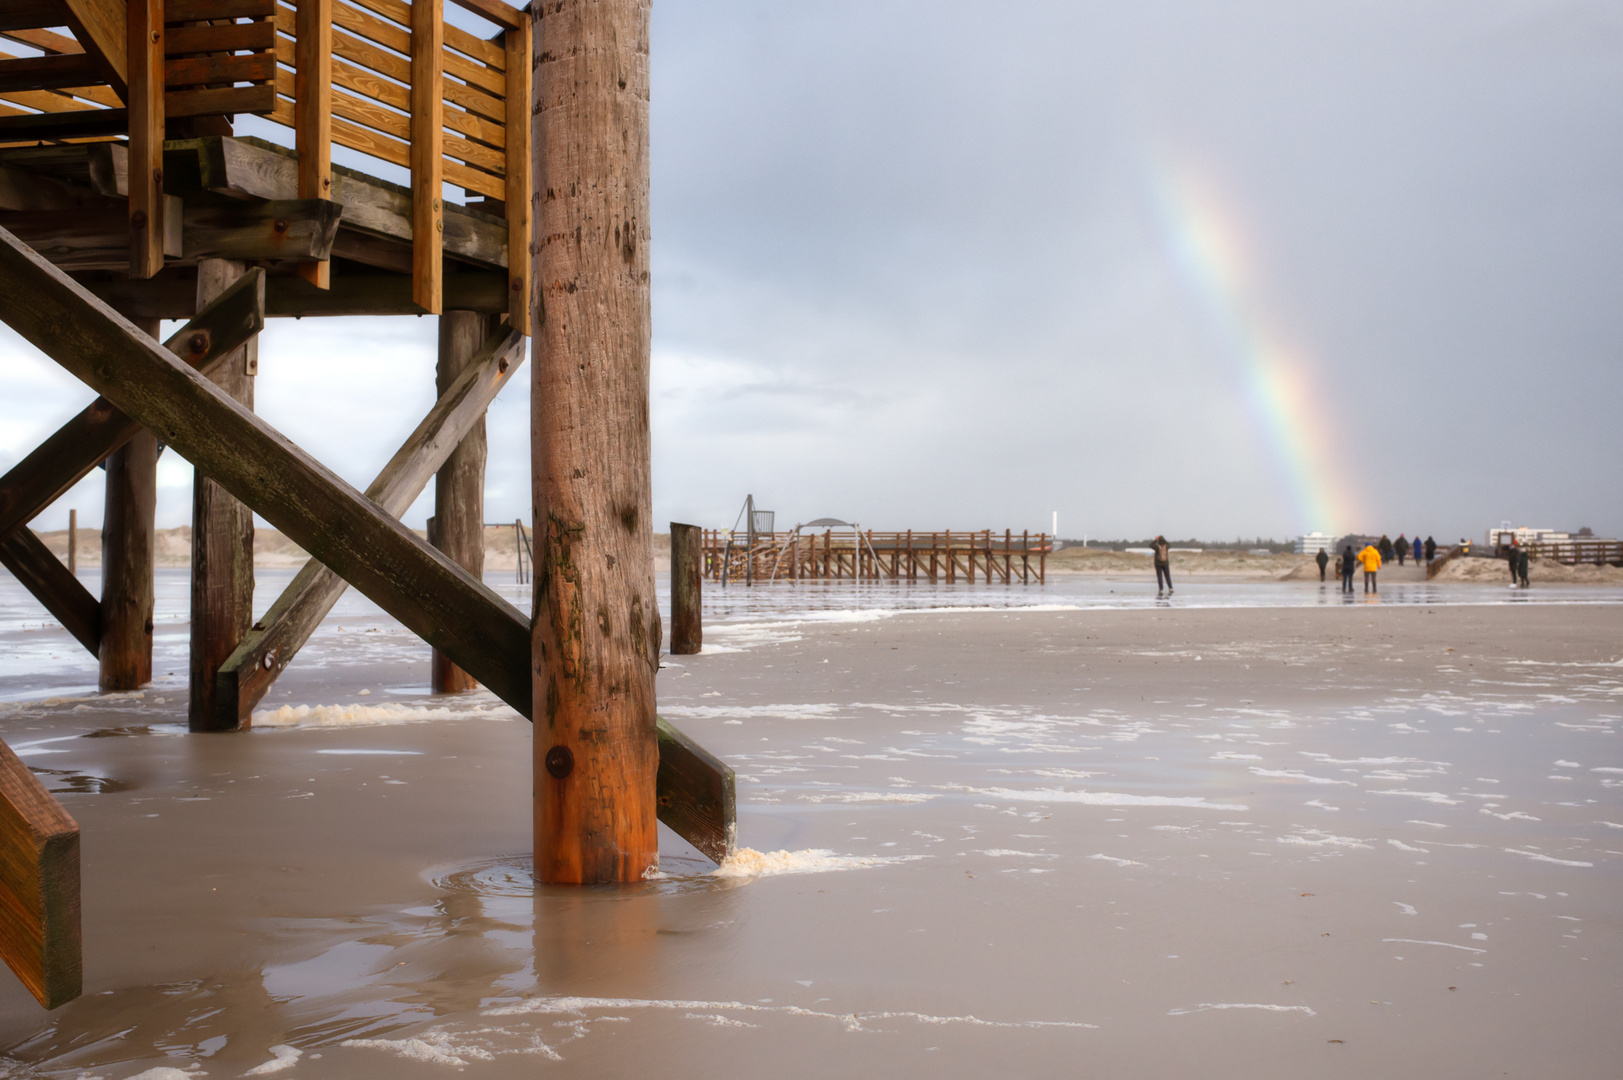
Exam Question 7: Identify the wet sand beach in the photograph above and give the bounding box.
[0,575,1620,1077]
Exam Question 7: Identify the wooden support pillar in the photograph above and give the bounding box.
[430,310,491,693]
[188,259,256,732]
[99,316,157,691]
[126,0,163,279]
[532,0,660,885]
[66,509,76,576]
[503,15,531,332]
[670,522,701,655]
[0,735,81,1010]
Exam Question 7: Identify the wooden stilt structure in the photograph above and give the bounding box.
[704,528,1052,585]
[531,0,661,885]
[0,0,733,1003]
[430,310,491,693]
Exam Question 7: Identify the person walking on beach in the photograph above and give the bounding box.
[1424,536,1436,563]
[1517,545,1530,588]
[1412,536,1423,565]
[1152,535,1173,594]
[1395,534,1408,566]
[1340,545,1355,592]
[1506,538,1520,584]
[1316,546,1329,581]
[1359,541,1382,593]
[1379,534,1394,562]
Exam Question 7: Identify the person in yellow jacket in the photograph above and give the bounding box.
[1358,542,1382,593]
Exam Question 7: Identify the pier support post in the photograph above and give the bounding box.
[670,522,701,655]
[531,0,660,884]
[188,260,256,731]
[431,310,492,693]
[98,318,158,691]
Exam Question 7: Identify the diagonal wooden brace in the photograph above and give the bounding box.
[0,267,267,545]
[0,528,99,655]
[0,227,734,863]
[0,225,532,710]
[214,325,527,727]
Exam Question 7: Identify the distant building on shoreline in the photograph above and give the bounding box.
[1295,532,1334,555]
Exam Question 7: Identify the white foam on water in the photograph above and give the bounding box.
[1394,902,1418,915]
[340,1036,494,1066]
[1087,854,1145,867]
[1167,1003,1315,1017]
[660,703,843,721]
[1381,938,1486,954]
[1369,789,1461,805]
[954,786,1246,810]
[1211,752,1263,760]
[253,702,515,729]
[1276,830,1372,849]
[124,1069,201,1080]
[486,995,1095,1031]
[797,791,937,804]
[244,1044,303,1075]
[1408,820,1448,828]
[979,849,1058,859]
[315,748,423,755]
[711,848,923,878]
[1304,799,1340,811]
[1503,848,1593,868]
[1591,767,1623,774]
[1388,839,1429,853]
[1250,767,1356,786]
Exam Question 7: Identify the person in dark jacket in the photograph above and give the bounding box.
[1507,539,1520,583]
[1340,545,1356,593]
[1517,546,1530,588]
[1412,536,1423,564]
[1395,534,1408,566]
[1424,536,1437,563]
[1315,547,1329,581]
[1152,535,1172,594]
[1379,535,1394,562]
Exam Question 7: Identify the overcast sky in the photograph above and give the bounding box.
[4,0,1620,543]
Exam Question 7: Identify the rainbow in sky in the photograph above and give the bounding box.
[1151,162,1359,537]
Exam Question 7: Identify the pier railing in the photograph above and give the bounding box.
[1523,540,1623,567]
[701,529,1051,586]
[0,0,530,322]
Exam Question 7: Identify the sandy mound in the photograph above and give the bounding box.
[1436,554,1623,585]
[1047,548,1314,580]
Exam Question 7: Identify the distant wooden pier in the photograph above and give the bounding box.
[702,529,1051,585]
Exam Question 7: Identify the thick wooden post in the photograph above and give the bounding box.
[127,0,163,279]
[98,317,157,692]
[431,310,491,693]
[189,259,256,732]
[66,509,75,576]
[670,522,701,655]
[532,0,660,885]
[295,0,333,289]
[410,0,444,314]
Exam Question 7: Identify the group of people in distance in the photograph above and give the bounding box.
[1314,533,1440,594]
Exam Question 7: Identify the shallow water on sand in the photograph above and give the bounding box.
[0,573,1619,1077]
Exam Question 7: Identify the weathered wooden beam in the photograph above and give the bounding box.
[59,0,125,96]
[430,310,491,693]
[1,199,342,270]
[532,0,660,884]
[0,52,99,92]
[656,716,735,863]
[670,522,702,654]
[0,269,264,544]
[0,3,63,35]
[98,137,508,269]
[0,107,128,141]
[181,198,342,263]
[294,0,331,288]
[0,528,99,655]
[126,0,162,279]
[0,160,113,212]
[409,0,443,313]
[189,259,256,733]
[80,268,509,319]
[503,16,529,333]
[0,224,533,712]
[216,324,526,725]
[0,735,80,1010]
